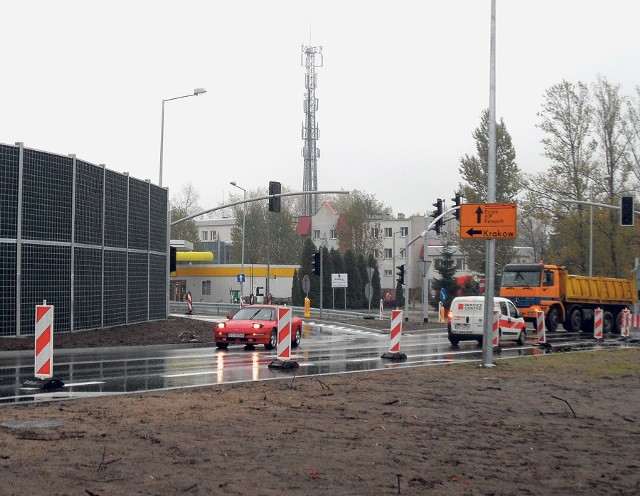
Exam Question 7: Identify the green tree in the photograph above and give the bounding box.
[430,239,459,310]
[343,249,362,309]
[321,246,334,309]
[367,253,382,308]
[458,109,520,273]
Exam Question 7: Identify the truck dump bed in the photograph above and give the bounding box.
[564,275,636,305]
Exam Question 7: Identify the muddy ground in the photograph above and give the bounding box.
[0,316,639,495]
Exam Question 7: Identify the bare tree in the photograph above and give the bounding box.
[535,80,596,273]
[591,75,630,274]
[170,183,202,248]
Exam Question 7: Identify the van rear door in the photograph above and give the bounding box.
[450,299,483,336]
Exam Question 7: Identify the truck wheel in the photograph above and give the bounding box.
[566,306,583,332]
[602,311,614,334]
[545,308,560,332]
[614,310,625,334]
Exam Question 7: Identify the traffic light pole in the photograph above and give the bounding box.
[403,206,460,322]
[319,249,323,319]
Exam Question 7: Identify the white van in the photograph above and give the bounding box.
[447,296,526,346]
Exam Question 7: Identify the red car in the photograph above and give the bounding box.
[215,305,303,350]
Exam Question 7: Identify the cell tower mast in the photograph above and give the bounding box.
[301,44,323,217]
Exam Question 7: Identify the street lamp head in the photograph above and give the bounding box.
[230,181,237,186]
[194,88,207,96]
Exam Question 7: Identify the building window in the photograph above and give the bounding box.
[202,280,211,296]
[400,226,408,237]
[384,227,392,238]
[384,248,392,259]
[210,230,218,241]
[330,229,337,239]
[373,249,380,259]
[313,230,320,239]
[371,227,380,238]
[384,269,392,277]
[201,231,208,241]
[456,258,466,270]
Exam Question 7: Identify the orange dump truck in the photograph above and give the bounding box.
[499,263,637,333]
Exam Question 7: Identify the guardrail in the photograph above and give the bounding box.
[169,301,393,321]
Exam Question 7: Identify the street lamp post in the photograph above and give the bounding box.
[230,181,247,301]
[159,88,207,187]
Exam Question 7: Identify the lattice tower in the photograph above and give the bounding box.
[301,44,323,217]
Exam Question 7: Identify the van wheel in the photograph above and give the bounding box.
[476,337,483,346]
[448,334,459,346]
[516,330,526,346]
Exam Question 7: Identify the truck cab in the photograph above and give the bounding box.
[500,263,564,332]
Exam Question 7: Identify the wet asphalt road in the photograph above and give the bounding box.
[0,319,632,405]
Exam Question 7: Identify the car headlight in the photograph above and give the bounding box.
[217,322,226,329]
[252,323,263,329]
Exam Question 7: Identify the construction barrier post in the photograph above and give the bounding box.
[382,309,407,360]
[492,309,500,347]
[536,309,546,345]
[269,306,299,370]
[439,302,445,323]
[186,292,193,314]
[22,301,64,390]
[621,308,630,338]
[379,299,384,320]
[304,297,311,318]
[593,307,603,340]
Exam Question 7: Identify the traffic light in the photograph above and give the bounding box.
[431,198,443,235]
[451,192,462,220]
[396,264,405,285]
[621,196,635,226]
[311,251,321,276]
[170,247,177,273]
[268,181,281,212]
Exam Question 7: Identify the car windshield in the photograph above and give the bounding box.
[231,307,275,321]
[501,269,541,288]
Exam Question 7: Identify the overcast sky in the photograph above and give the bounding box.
[2,1,639,217]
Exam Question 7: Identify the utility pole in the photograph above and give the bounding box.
[301,45,323,216]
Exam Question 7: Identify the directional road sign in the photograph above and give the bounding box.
[459,203,517,239]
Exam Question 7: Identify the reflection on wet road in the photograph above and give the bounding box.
[0,319,615,405]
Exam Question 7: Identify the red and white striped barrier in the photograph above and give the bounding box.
[382,310,407,360]
[594,307,603,339]
[276,306,292,360]
[268,306,299,369]
[621,309,630,337]
[492,309,500,347]
[389,310,403,353]
[186,292,193,314]
[536,309,546,345]
[35,303,54,379]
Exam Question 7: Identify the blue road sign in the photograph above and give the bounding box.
[440,288,446,302]
[237,274,245,283]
